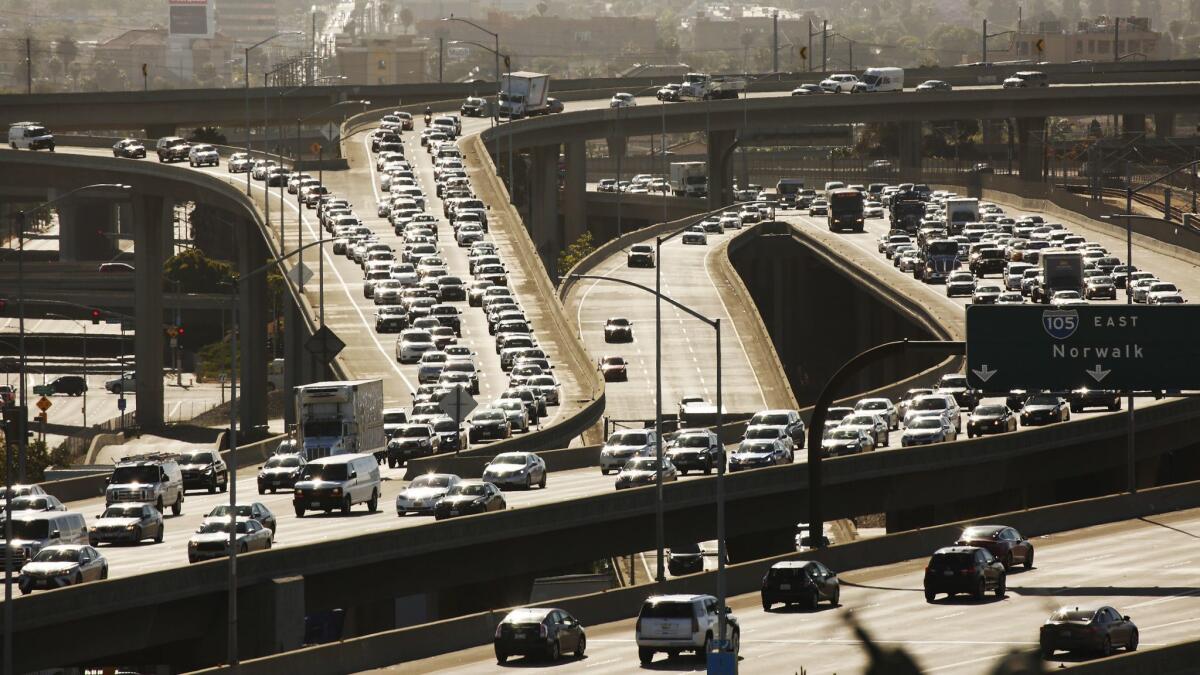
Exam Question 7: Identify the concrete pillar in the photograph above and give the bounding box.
[1121,113,1146,137]
[161,199,175,258]
[132,194,166,429]
[897,121,922,171]
[283,295,320,429]
[707,129,737,210]
[1015,117,1046,182]
[144,123,176,140]
[240,576,305,659]
[57,198,119,262]
[563,139,587,245]
[529,144,561,275]
[1154,113,1176,138]
[605,136,627,160]
[237,220,269,432]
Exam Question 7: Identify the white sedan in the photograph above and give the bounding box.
[610,92,636,108]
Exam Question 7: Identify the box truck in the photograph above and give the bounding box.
[670,162,708,197]
[945,197,979,236]
[295,380,386,463]
[498,72,550,118]
[679,72,746,100]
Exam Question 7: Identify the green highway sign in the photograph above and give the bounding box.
[966,305,1200,392]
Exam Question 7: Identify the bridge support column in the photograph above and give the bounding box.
[144,123,175,140]
[237,220,269,432]
[1121,113,1146,137]
[605,136,627,161]
[240,576,305,659]
[1015,117,1046,182]
[564,139,587,244]
[897,121,922,171]
[529,144,561,275]
[707,129,737,210]
[132,194,166,429]
[283,294,319,429]
[1154,113,1176,138]
[57,198,119,262]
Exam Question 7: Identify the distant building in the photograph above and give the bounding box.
[620,63,692,78]
[687,6,818,54]
[982,16,1169,63]
[335,33,427,85]
[417,13,657,61]
[93,27,236,87]
[214,0,279,46]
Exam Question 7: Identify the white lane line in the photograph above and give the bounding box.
[702,241,768,409]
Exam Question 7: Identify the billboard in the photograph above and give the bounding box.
[169,0,211,37]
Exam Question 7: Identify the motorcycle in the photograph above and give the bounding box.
[424,113,432,126]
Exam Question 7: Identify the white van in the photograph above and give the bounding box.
[4,511,88,566]
[853,67,904,93]
[292,453,381,517]
[8,121,55,151]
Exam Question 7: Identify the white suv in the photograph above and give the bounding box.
[636,594,739,664]
[903,393,962,432]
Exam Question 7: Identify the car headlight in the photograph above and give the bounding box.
[188,541,197,549]
[127,524,138,531]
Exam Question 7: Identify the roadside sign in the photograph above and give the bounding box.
[36,396,51,412]
[320,122,339,141]
[117,397,127,411]
[310,142,323,156]
[286,262,313,287]
[966,305,1200,392]
[439,385,477,425]
[304,325,345,360]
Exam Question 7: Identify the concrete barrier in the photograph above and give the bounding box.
[192,476,1200,675]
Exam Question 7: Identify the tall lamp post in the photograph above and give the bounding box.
[1098,158,1200,495]
[295,99,370,310]
[443,16,502,165]
[43,313,87,428]
[448,40,512,185]
[244,31,304,195]
[568,272,731,657]
[5,183,130,675]
[222,236,333,670]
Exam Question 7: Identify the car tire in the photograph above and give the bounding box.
[1101,636,1113,657]
[341,497,352,515]
[995,573,1006,598]
[539,472,547,489]
[600,467,609,476]
[1002,552,1013,570]
[172,494,182,517]
[1025,549,1035,570]
[1041,645,1055,660]
[295,507,305,518]
[548,639,560,661]
[258,486,265,495]
[831,587,840,606]
[973,578,986,601]
[638,647,654,665]
[155,525,163,543]
[762,599,772,612]
[367,491,379,513]
[209,479,217,495]
[156,496,164,513]
[574,634,586,658]
[697,633,712,660]
[133,526,142,543]
[1128,629,1138,651]
[704,459,712,476]
[495,651,507,665]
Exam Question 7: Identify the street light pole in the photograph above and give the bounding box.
[244,31,304,196]
[443,17,502,170]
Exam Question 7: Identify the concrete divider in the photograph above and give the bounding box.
[193,476,1200,675]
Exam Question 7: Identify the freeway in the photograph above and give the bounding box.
[372,505,1200,674]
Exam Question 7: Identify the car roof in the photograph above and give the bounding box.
[307,453,373,465]
[934,546,982,555]
[771,560,814,569]
[644,594,711,603]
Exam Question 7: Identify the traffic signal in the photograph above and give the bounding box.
[176,325,184,337]
[2,405,28,447]
[91,309,102,325]
[0,299,7,314]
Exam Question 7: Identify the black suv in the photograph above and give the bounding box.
[49,375,87,396]
[667,543,704,576]
[761,560,840,610]
[176,450,229,494]
[923,546,1006,602]
[1069,388,1121,413]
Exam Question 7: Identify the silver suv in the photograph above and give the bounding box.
[104,453,185,516]
[635,594,739,665]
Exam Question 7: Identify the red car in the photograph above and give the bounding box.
[600,356,628,382]
[955,524,1034,570]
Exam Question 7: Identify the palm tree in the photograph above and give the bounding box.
[399,8,414,35]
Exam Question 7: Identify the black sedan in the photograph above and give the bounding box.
[966,404,1017,438]
[1020,394,1071,426]
[1040,606,1138,658]
[915,80,952,92]
[256,454,306,494]
[923,546,1006,602]
[761,560,840,610]
[600,356,628,382]
[603,317,633,342]
[667,542,704,576]
[1069,388,1121,413]
[468,409,512,443]
[494,607,586,664]
[433,480,506,519]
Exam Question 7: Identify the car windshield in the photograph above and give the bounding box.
[32,548,81,563]
[447,484,487,497]
[9,497,49,510]
[751,413,791,426]
[197,521,249,534]
[102,505,143,518]
[10,520,49,539]
[209,505,255,518]
[1027,394,1059,406]
[603,357,624,366]
[908,417,943,430]
[974,405,1006,417]
[608,318,630,326]
[178,453,214,464]
[626,458,661,471]
[640,600,694,619]
[912,398,948,411]
[410,475,452,489]
[612,431,648,445]
[745,427,779,440]
[930,552,974,569]
[675,435,711,448]
[1050,609,1097,622]
[962,526,1003,540]
[473,410,505,422]
[264,455,301,469]
[844,415,876,426]
[829,428,860,440]
[303,419,341,437]
[492,453,527,465]
[858,401,887,410]
[300,464,349,481]
[111,466,159,484]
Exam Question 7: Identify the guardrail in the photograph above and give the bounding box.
[192,475,1200,674]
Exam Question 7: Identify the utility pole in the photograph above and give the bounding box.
[807,20,813,73]
[982,19,988,64]
[310,8,317,84]
[26,36,32,94]
[439,37,444,82]
[821,20,828,73]
[772,11,779,73]
[848,39,853,71]
[1113,17,1120,62]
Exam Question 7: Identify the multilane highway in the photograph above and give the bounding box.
[376,505,1200,673]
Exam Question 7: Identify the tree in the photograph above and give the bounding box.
[163,248,234,295]
[399,8,413,34]
[56,36,78,68]
[0,440,71,484]
[557,231,595,278]
[188,126,227,144]
[537,1,548,15]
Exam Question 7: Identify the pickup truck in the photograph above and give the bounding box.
[677,395,726,428]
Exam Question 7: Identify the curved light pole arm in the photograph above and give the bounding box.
[567,273,714,327]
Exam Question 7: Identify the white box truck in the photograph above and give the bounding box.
[669,162,708,197]
[679,72,746,100]
[945,197,980,236]
[499,72,550,119]
[295,380,386,463]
